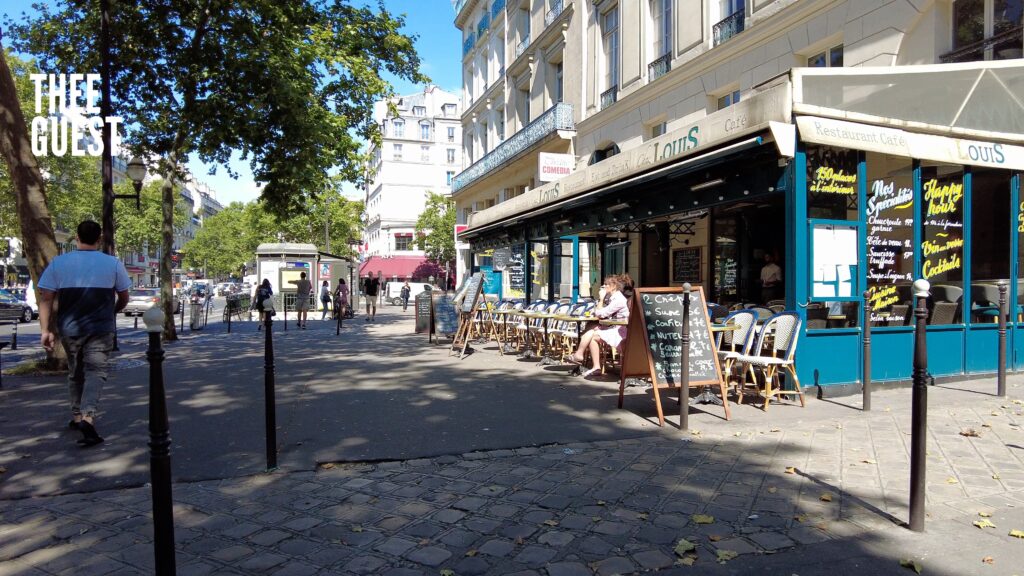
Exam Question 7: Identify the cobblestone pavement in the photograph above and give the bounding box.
[3,379,1024,575]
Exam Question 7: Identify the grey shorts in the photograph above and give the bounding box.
[295,297,310,311]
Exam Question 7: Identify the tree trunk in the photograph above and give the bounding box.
[160,168,178,341]
[0,44,64,366]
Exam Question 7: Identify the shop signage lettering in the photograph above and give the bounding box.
[923,178,964,217]
[866,174,914,314]
[866,180,914,219]
[964,142,1005,164]
[657,126,700,160]
[810,166,856,195]
[1018,201,1024,233]
[538,152,575,183]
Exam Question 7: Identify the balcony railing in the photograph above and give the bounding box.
[544,0,565,26]
[491,0,505,19]
[463,33,476,57]
[452,102,574,193]
[648,53,671,81]
[940,26,1024,63]
[600,86,618,110]
[713,9,745,46]
[516,34,531,58]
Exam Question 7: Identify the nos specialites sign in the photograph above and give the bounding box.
[538,152,575,183]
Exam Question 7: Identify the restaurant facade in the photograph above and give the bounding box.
[459,61,1024,392]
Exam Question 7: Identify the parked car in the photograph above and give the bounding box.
[0,292,34,323]
[124,288,182,316]
[385,282,432,305]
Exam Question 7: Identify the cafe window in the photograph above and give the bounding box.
[920,162,965,325]
[531,241,550,302]
[807,145,859,220]
[604,241,628,278]
[395,235,413,251]
[971,168,1013,324]
[865,153,914,326]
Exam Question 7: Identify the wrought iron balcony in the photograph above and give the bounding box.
[452,103,574,194]
[713,9,745,46]
[600,86,618,110]
[516,34,531,58]
[491,0,505,19]
[648,53,671,81]
[545,0,565,26]
[940,26,1023,63]
[463,33,476,58]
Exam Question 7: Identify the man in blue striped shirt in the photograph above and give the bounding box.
[38,221,131,446]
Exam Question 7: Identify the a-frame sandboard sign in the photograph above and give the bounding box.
[449,272,485,359]
[617,286,730,425]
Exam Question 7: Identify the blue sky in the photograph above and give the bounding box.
[2,0,461,204]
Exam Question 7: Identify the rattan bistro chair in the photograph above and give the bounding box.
[716,310,757,395]
[732,312,805,411]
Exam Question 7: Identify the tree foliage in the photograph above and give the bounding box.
[414,192,456,266]
[113,180,190,255]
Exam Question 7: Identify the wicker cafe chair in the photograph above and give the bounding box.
[732,312,805,411]
[541,302,572,357]
[708,304,730,323]
[554,302,592,362]
[527,302,561,356]
[929,301,961,325]
[888,304,910,326]
[715,310,757,394]
[749,306,774,322]
[513,301,547,351]
[970,283,1002,323]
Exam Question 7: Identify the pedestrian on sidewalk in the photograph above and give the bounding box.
[255,279,273,329]
[37,220,131,447]
[400,281,411,312]
[363,271,380,321]
[319,280,332,320]
[333,278,349,319]
[290,271,312,329]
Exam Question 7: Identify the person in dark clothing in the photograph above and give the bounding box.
[400,281,411,312]
[363,272,380,321]
[255,279,273,329]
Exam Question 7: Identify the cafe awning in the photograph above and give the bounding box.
[359,256,444,281]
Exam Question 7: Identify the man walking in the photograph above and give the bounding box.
[290,271,312,329]
[38,221,131,447]
[363,271,380,321]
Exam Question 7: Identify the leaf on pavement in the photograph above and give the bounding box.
[692,514,715,524]
[543,520,559,526]
[960,428,981,437]
[677,555,696,566]
[596,500,606,506]
[709,535,723,542]
[716,550,738,564]
[862,459,877,464]
[319,462,335,470]
[981,556,994,564]
[0,466,6,474]
[638,513,649,520]
[899,559,923,574]
[993,474,1001,480]
[946,477,960,484]
[674,538,697,556]
[465,549,478,557]
[350,525,363,533]
[973,519,997,529]
[820,492,834,502]
[440,570,455,576]
[793,514,807,523]
[978,512,992,517]
[1010,529,1024,538]
[767,486,778,494]
[769,428,780,432]
[785,467,797,474]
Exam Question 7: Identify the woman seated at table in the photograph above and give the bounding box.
[568,275,629,377]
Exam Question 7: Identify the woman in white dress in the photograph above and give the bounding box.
[568,275,629,377]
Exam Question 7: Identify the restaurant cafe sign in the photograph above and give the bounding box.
[465,83,793,231]
[796,116,1024,171]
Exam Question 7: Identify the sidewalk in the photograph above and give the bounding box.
[2,307,1024,574]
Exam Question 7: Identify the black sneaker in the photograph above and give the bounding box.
[77,421,104,447]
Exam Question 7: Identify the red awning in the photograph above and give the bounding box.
[359,256,444,280]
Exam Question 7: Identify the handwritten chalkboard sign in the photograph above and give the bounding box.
[491,247,511,271]
[508,249,525,295]
[431,293,458,338]
[415,292,432,334]
[671,248,701,283]
[461,272,485,314]
[618,287,728,425]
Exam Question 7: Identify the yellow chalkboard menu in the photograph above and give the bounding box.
[618,287,729,425]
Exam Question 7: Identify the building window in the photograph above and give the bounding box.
[554,61,563,103]
[497,112,505,141]
[447,148,456,164]
[420,122,431,140]
[447,171,455,186]
[650,121,667,138]
[413,106,426,116]
[393,143,403,160]
[516,86,530,129]
[480,122,489,154]
[717,90,740,109]
[395,235,412,251]
[443,103,456,117]
[651,0,672,58]
[590,143,620,165]
[393,120,405,138]
[950,0,1023,61]
[808,44,844,67]
[421,145,430,162]
[602,7,620,95]
[447,127,456,142]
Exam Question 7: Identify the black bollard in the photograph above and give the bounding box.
[680,283,691,432]
[264,310,278,471]
[998,281,1007,398]
[283,301,287,332]
[11,321,17,350]
[135,315,139,330]
[227,303,232,334]
[863,291,872,412]
[336,305,341,335]
[179,301,185,333]
[909,279,930,532]
[143,309,177,574]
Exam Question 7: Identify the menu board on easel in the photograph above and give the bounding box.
[430,293,459,342]
[450,272,484,359]
[618,287,728,425]
[415,292,432,334]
